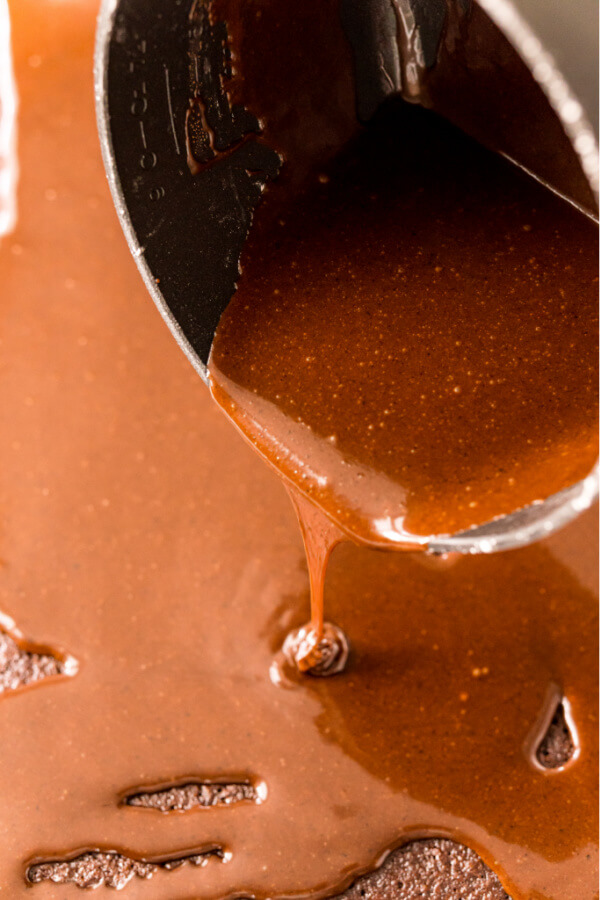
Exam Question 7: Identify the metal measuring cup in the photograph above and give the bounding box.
[94,0,599,554]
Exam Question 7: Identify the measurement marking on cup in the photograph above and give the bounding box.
[164,66,181,155]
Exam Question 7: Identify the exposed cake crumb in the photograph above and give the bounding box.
[536,703,575,769]
[0,630,74,694]
[341,839,511,900]
[25,841,511,896]
[27,848,225,890]
[126,781,260,811]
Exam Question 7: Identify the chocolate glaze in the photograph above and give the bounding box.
[209,100,598,544]
[207,0,597,675]
[0,2,597,900]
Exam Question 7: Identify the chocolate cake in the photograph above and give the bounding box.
[0,617,575,897]
[0,609,576,895]
[0,1,596,899]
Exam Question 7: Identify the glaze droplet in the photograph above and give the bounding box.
[283,622,349,676]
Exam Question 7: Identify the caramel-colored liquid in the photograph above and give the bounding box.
[0,2,597,900]
[209,101,598,546]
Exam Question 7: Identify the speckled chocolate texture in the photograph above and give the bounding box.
[342,840,511,900]
[27,849,225,890]
[0,631,68,694]
[126,781,258,810]
[537,703,575,769]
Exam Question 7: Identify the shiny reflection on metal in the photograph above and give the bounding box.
[478,0,599,201]
[428,466,599,555]
[430,0,599,551]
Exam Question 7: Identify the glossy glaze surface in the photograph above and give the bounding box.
[209,101,598,544]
